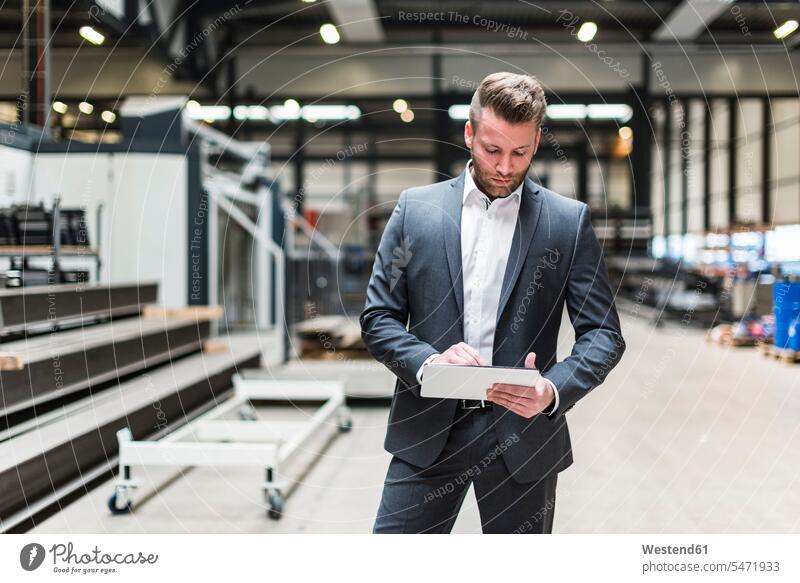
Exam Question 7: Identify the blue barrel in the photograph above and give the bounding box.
[774,282,800,350]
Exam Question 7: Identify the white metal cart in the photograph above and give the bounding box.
[108,375,352,519]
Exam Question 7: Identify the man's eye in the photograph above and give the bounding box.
[486,149,498,154]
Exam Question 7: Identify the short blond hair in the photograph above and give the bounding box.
[469,72,547,129]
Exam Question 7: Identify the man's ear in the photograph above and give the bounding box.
[464,120,473,150]
[532,126,542,156]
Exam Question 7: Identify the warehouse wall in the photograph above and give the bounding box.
[687,101,705,235]
[32,152,188,307]
[651,95,800,241]
[709,99,730,231]
[0,144,33,207]
[772,99,800,225]
[651,105,666,238]
[736,99,763,226]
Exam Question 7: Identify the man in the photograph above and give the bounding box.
[360,72,625,534]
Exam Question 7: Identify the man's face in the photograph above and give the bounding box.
[464,106,540,199]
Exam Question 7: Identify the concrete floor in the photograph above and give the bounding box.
[33,309,800,533]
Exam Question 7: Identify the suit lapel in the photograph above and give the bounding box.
[442,173,465,317]
[495,176,543,325]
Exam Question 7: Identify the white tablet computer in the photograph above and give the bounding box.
[420,364,540,400]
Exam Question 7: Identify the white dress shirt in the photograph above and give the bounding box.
[416,161,560,415]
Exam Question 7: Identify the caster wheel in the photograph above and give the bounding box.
[337,418,353,433]
[267,491,283,520]
[107,493,133,515]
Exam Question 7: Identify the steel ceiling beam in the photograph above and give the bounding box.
[653,0,736,41]
[326,0,385,43]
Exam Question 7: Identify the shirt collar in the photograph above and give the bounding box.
[462,160,524,205]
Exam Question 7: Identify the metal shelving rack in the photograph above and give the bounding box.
[0,197,102,283]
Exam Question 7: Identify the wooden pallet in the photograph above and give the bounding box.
[203,339,229,353]
[726,336,758,347]
[705,331,759,347]
[0,352,23,371]
[759,343,800,364]
[299,349,372,361]
[143,304,223,321]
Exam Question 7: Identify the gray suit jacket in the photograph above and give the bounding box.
[360,169,626,483]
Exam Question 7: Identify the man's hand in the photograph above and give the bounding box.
[431,342,486,366]
[487,352,554,418]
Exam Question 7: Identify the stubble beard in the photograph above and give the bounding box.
[470,157,529,200]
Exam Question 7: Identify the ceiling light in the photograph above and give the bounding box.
[79,26,105,45]
[577,22,597,42]
[320,23,340,44]
[401,109,414,123]
[271,104,301,121]
[283,99,301,115]
[587,104,632,121]
[546,104,586,120]
[393,99,408,114]
[448,105,470,120]
[233,106,246,120]
[233,105,269,120]
[300,105,360,121]
[618,126,633,139]
[774,20,799,40]
[185,105,231,121]
[52,101,68,114]
[78,101,93,114]
[101,110,116,123]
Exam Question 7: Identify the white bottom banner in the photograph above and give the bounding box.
[1,534,797,582]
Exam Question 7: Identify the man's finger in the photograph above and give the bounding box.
[452,354,477,365]
[487,394,528,416]
[441,350,472,365]
[453,345,481,365]
[489,385,548,406]
[490,383,534,398]
[524,352,537,369]
[487,389,533,408]
[459,343,485,366]
[486,392,514,408]
[492,395,537,417]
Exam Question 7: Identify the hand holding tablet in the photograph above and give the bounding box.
[420,363,541,401]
